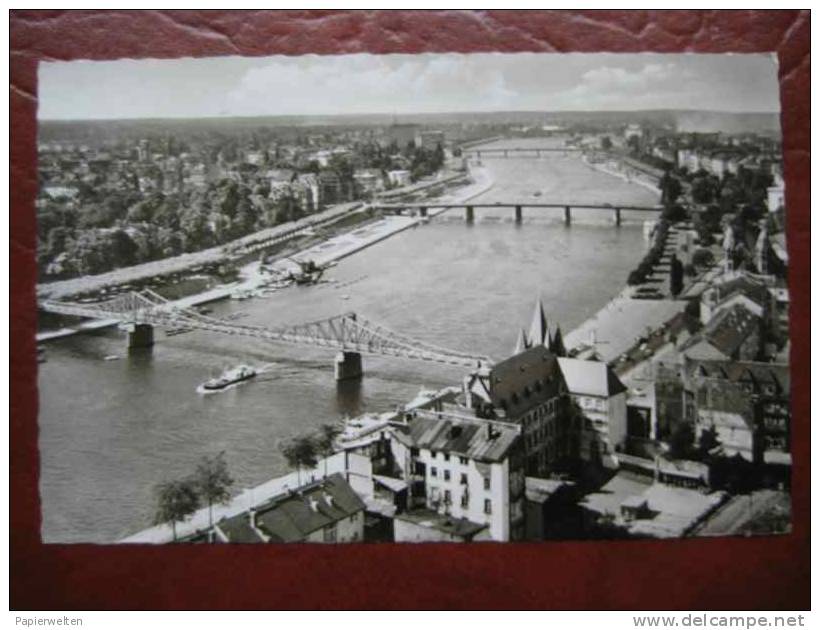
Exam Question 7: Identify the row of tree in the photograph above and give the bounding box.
[153,451,233,541]
[626,219,671,287]
[153,423,343,542]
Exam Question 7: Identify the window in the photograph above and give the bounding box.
[483,477,491,491]
[484,499,492,515]
[323,524,337,543]
[444,490,452,504]
[431,450,437,459]
[459,456,468,465]
[460,492,469,507]
[460,473,468,485]
[444,453,450,462]
[444,470,451,481]
[431,467,437,478]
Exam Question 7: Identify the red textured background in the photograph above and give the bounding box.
[10,10,810,610]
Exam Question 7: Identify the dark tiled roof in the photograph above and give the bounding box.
[711,276,770,309]
[488,346,565,417]
[216,515,269,544]
[399,413,520,463]
[685,304,761,358]
[686,359,790,396]
[218,473,365,543]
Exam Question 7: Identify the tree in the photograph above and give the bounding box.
[659,171,682,207]
[195,451,234,530]
[280,435,318,486]
[315,423,342,477]
[154,477,200,542]
[669,254,684,297]
[600,136,613,151]
[692,248,715,268]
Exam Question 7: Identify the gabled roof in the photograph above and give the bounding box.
[488,346,565,417]
[557,358,627,398]
[217,473,365,544]
[683,304,761,358]
[685,359,790,395]
[398,412,520,463]
[709,275,771,309]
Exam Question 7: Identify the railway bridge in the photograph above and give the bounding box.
[39,290,491,381]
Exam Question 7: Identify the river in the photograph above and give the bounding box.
[38,140,660,542]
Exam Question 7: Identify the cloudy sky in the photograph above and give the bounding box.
[38,52,780,120]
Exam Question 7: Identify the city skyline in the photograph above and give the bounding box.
[38,52,781,121]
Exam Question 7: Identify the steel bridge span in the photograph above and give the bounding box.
[463,146,584,157]
[372,201,663,225]
[39,290,490,380]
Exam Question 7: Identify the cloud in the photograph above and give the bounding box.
[551,62,696,110]
[223,54,518,116]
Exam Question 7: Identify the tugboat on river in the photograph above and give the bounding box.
[199,364,257,393]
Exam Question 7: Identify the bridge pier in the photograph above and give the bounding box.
[123,323,154,352]
[614,207,622,227]
[514,205,523,224]
[334,351,363,381]
[564,206,572,226]
[465,205,474,223]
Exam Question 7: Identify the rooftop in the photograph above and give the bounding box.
[487,346,565,416]
[216,473,365,543]
[683,303,761,358]
[396,410,520,464]
[395,508,487,540]
[558,357,627,398]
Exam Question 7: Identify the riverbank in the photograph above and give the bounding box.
[582,154,662,196]
[37,168,494,343]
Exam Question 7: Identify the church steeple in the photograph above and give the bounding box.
[527,298,549,348]
[550,325,567,357]
[513,327,529,355]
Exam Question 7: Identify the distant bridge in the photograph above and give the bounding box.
[39,290,490,379]
[463,146,586,158]
[372,201,663,225]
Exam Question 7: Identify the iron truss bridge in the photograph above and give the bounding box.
[39,289,491,369]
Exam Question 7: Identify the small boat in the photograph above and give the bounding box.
[199,364,257,392]
[104,354,120,361]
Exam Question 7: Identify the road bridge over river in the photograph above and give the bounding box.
[39,289,491,380]
[372,201,663,226]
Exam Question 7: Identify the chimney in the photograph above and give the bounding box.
[323,492,335,507]
[309,497,320,512]
[248,507,257,528]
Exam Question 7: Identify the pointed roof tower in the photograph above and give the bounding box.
[550,325,567,357]
[513,327,529,355]
[527,298,549,348]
